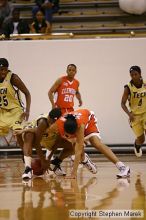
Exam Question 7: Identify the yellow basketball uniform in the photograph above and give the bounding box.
[127,80,146,137]
[24,113,59,150]
[0,71,24,135]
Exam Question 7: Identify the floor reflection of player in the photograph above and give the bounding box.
[90,178,130,212]
[59,177,130,213]
[19,176,131,220]
[131,174,145,220]
[51,176,99,212]
[18,177,67,220]
[19,176,99,220]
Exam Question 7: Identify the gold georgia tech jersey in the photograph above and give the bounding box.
[0,71,24,110]
[25,113,58,149]
[127,80,146,115]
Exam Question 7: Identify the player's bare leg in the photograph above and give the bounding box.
[21,132,35,180]
[134,134,144,157]
[89,136,130,178]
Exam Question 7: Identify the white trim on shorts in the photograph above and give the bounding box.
[84,132,101,140]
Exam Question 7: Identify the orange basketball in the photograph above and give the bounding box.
[31,158,44,176]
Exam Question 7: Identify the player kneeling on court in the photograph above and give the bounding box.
[16,108,96,180]
[16,108,64,179]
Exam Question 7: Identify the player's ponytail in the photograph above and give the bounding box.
[65,114,76,121]
[64,114,77,134]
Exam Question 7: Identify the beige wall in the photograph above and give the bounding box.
[0,38,146,144]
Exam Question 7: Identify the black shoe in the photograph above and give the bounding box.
[22,166,32,180]
[134,142,142,157]
[50,157,66,176]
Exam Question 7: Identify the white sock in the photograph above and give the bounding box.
[46,149,51,155]
[46,150,53,159]
[116,161,125,170]
[24,156,32,168]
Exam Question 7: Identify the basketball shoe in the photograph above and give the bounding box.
[22,166,33,180]
[81,153,97,174]
[116,166,130,178]
[134,142,142,157]
[50,157,66,176]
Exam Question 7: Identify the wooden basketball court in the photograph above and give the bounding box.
[0,155,145,220]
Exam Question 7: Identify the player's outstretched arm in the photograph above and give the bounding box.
[66,125,84,179]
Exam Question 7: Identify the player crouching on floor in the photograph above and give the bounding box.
[15,108,97,180]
